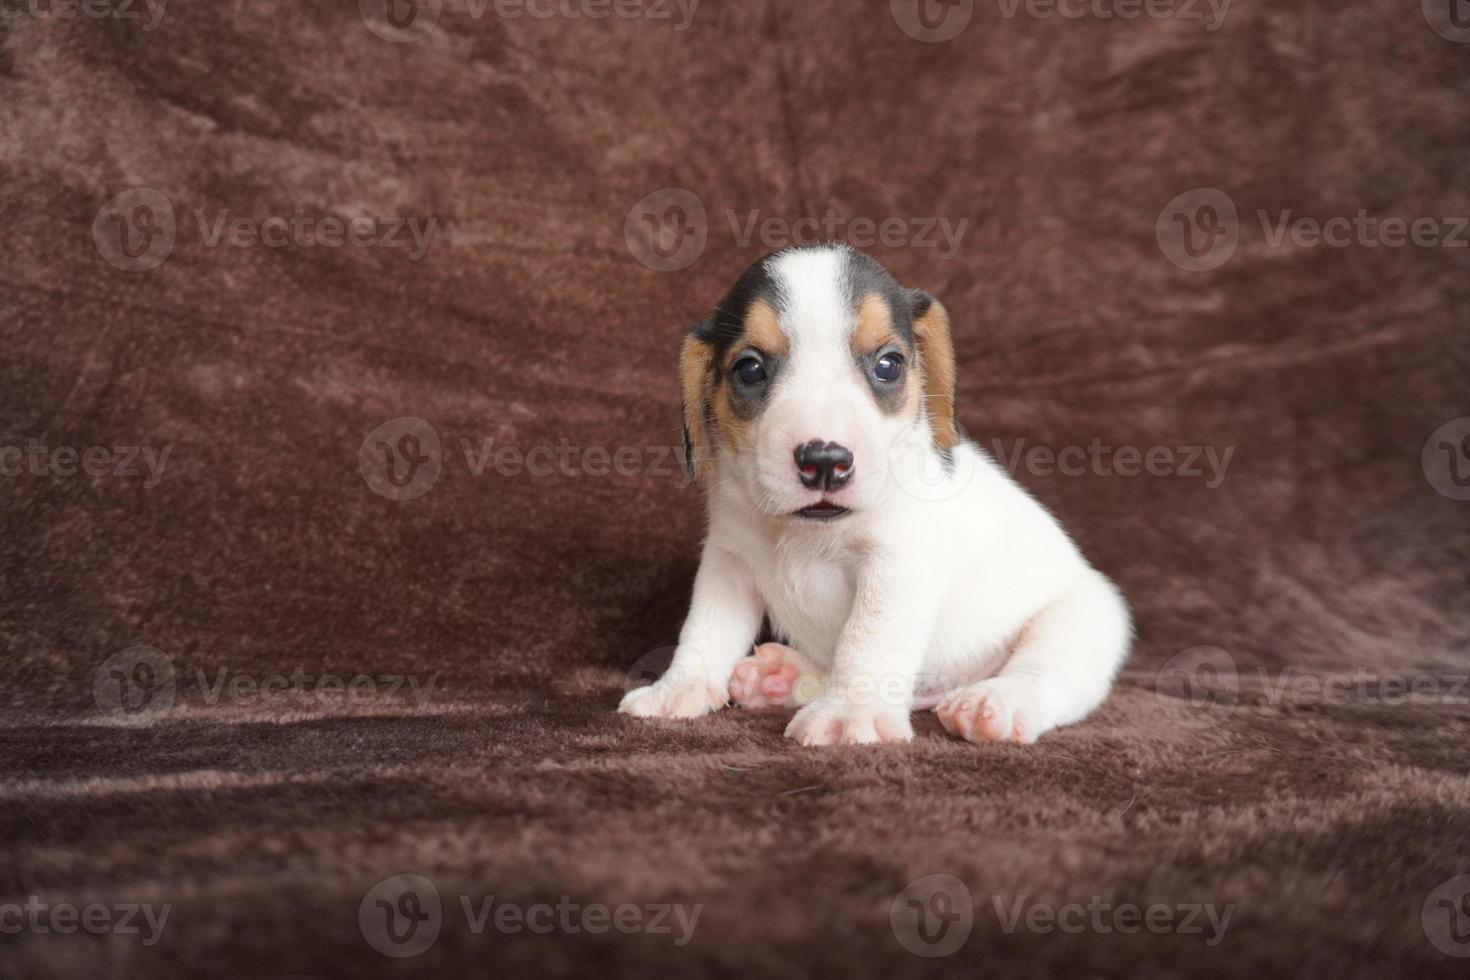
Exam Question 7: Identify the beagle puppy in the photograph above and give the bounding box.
[620,245,1131,746]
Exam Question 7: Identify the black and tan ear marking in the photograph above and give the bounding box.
[909,289,962,453]
[679,326,716,481]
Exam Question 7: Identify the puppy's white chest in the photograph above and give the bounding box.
[754,552,855,666]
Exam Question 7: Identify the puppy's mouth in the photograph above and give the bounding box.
[793,501,850,522]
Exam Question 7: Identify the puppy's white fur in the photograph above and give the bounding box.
[621,246,1131,745]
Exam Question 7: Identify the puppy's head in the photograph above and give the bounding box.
[681,245,960,522]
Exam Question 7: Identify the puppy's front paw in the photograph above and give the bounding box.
[935,677,1053,744]
[784,696,913,746]
[619,672,727,720]
[729,643,824,709]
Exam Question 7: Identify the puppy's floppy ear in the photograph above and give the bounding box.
[909,289,962,451]
[679,324,717,480]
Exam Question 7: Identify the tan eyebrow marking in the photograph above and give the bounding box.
[853,292,896,355]
[732,297,788,365]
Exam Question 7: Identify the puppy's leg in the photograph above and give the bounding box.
[936,567,1130,744]
[619,542,764,720]
[784,557,942,746]
[729,643,825,709]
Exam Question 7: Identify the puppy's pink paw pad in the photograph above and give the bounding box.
[759,667,796,700]
[728,644,822,709]
[784,699,913,746]
[977,705,1012,742]
[1010,709,1038,745]
[936,680,1052,745]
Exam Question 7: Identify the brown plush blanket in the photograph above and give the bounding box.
[3,1,1469,976]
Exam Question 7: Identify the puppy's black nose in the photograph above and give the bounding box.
[794,441,854,491]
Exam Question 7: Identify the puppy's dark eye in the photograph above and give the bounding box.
[874,353,904,383]
[734,357,767,386]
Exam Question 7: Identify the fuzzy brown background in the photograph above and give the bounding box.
[2,0,1469,977]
